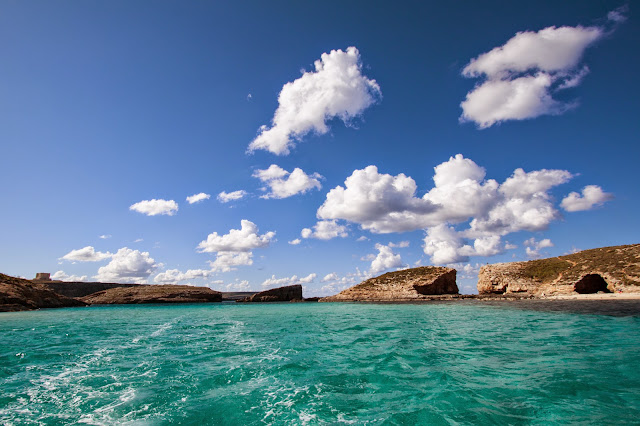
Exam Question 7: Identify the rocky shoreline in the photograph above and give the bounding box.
[2,244,639,312]
[320,267,458,302]
[0,274,87,312]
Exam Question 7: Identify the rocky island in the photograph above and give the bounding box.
[478,244,640,296]
[321,266,458,302]
[238,284,304,302]
[0,273,87,312]
[2,244,639,311]
[81,285,223,304]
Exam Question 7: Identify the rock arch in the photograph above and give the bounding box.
[574,274,611,294]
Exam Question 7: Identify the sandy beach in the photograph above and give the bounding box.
[547,293,640,300]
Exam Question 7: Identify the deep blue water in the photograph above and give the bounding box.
[1,302,640,425]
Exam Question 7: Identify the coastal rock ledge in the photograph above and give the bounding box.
[321,266,457,302]
[82,285,222,304]
[478,244,640,296]
[0,273,87,312]
[238,284,303,302]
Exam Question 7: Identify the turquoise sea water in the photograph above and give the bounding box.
[1,302,640,425]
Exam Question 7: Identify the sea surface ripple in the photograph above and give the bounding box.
[1,302,640,425]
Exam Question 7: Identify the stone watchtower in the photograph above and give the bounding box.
[34,272,51,281]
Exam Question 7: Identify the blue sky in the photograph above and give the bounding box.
[1,1,637,295]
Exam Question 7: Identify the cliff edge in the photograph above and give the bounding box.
[0,273,87,312]
[238,284,303,302]
[478,244,640,296]
[321,266,457,302]
[82,285,222,304]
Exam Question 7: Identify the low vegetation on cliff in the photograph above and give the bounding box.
[478,244,640,295]
[81,285,223,304]
[0,273,87,312]
[321,266,458,302]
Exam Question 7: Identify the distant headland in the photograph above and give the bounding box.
[2,244,639,312]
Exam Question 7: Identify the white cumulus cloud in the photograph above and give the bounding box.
[388,241,410,248]
[460,73,572,128]
[301,220,348,240]
[322,273,339,282]
[197,220,275,253]
[313,154,593,265]
[253,165,323,199]
[154,268,211,284]
[467,167,573,236]
[261,273,316,288]
[61,246,112,262]
[51,270,88,282]
[369,243,403,275]
[224,280,252,291]
[217,190,247,203]
[524,237,554,258]
[94,248,158,283]
[288,239,302,245]
[459,13,624,127]
[317,155,573,236]
[561,185,613,212]
[462,26,603,79]
[248,46,381,155]
[317,165,437,233]
[186,193,211,204]
[129,199,178,216]
[197,220,275,272]
[423,225,505,265]
[209,251,254,272]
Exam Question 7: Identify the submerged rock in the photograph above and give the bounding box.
[0,273,87,312]
[238,285,303,302]
[477,244,640,296]
[320,266,457,302]
[82,285,222,304]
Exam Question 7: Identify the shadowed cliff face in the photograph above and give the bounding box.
[238,285,303,302]
[321,267,458,302]
[413,272,458,295]
[477,244,640,296]
[574,274,611,294]
[0,273,87,312]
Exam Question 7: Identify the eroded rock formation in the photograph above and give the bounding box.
[574,274,612,294]
[238,284,303,302]
[477,244,640,296]
[320,267,457,302]
[0,273,87,312]
[82,285,222,304]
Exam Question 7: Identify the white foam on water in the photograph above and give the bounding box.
[150,322,173,337]
[298,410,317,424]
[336,413,358,424]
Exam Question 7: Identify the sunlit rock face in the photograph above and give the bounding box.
[0,273,87,312]
[321,267,458,302]
[477,244,640,296]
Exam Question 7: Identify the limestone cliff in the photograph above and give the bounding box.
[321,267,457,302]
[0,273,87,312]
[40,281,141,298]
[82,285,222,304]
[478,244,640,296]
[238,285,303,302]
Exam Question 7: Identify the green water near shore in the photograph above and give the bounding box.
[1,302,640,424]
